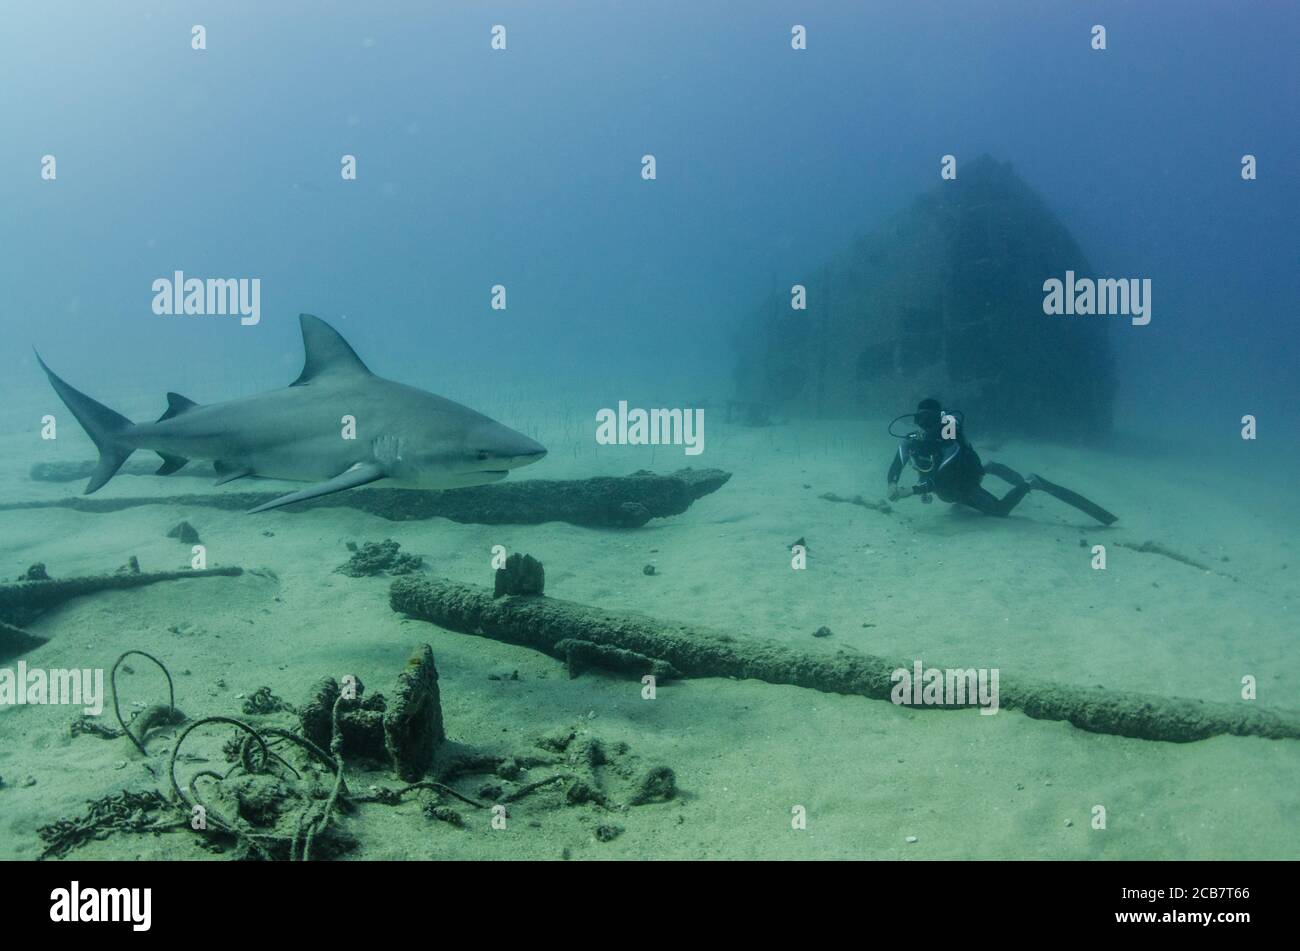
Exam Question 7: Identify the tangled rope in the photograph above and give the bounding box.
[168,697,349,861]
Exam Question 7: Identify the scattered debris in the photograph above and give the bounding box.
[70,716,121,740]
[37,790,182,860]
[1117,540,1238,581]
[336,539,423,577]
[110,651,186,755]
[556,638,679,681]
[40,641,685,861]
[424,803,466,827]
[537,729,575,754]
[168,715,355,861]
[242,686,293,716]
[167,520,201,544]
[628,766,677,805]
[818,492,892,514]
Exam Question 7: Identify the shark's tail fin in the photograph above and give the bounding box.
[35,351,136,494]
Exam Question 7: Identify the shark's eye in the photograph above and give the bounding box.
[475,450,490,462]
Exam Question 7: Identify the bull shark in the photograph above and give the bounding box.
[37,313,547,513]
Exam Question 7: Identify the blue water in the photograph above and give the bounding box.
[0,1,1296,863]
[3,1,1294,430]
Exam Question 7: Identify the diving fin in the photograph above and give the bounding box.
[246,463,386,514]
[1027,474,1118,525]
[983,461,1027,487]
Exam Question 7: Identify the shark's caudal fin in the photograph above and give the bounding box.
[35,352,138,494]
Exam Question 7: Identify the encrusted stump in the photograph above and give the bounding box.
[383,645,446,781]
[494,553,544,597]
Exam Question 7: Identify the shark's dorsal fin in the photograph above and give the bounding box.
[291,314,372,386]
[158,392,199,422]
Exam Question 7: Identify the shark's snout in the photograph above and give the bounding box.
[514,436,548,461]
[470,424,547,472]
[500,434,548,470]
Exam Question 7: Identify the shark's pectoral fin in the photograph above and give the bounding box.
[246,463,386,514]
[155,452,189,475]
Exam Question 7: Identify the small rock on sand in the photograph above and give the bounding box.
[167,520,202,544]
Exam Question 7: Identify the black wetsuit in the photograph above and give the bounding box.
[887,431,1032,517]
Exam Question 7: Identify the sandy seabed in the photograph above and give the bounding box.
[1,398,1296,861]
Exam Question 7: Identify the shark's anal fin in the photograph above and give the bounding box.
[246,463,386,514]
[155,452,189,475]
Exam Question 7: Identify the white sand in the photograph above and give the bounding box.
[1,403,1297,860]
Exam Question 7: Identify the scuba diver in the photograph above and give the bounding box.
[886,398,1118,524]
